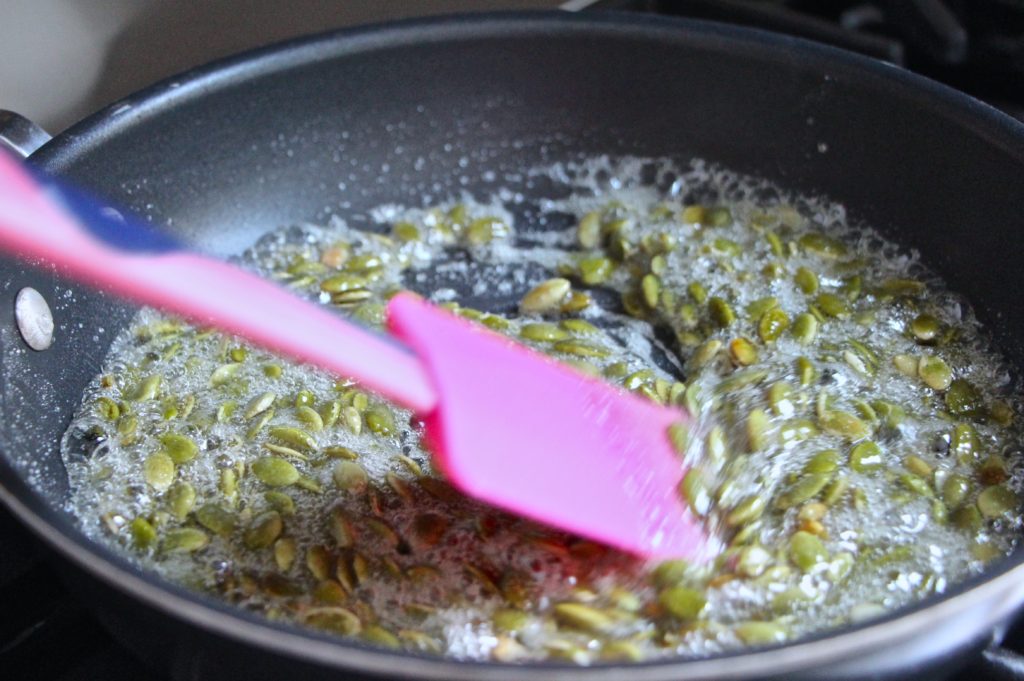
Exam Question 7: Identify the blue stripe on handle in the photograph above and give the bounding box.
[36,170,182,254]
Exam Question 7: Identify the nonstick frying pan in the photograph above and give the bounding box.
[2,11,1024,680]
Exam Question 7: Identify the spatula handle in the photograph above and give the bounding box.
[0,151,438,413]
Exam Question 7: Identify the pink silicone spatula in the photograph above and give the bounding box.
[0,150,708,559]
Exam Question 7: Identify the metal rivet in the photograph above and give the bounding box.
[15,287,54,351]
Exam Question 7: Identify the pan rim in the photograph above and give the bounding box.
[5,8,1024,679]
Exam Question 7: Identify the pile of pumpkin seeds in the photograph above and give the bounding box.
[61,158,1023,664]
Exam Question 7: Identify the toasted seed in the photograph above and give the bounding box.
[268,426,316,452]
[302,607,361,635]
[143,452,175,490]
[252,457,300,487]
[166,481,196,520]
[978,485,1017,518]
[163,528,209,553]
[333,461,369,493]
[330,507,355,547]
[789,531,827,571]
[729,337,759,366]
[196,503,236,537]
[274,537,297,572]
[520,278,571,314]
[411,513,449,547]
[244,511,283,550]
[658,585,707,620]
[306,545,333,580]
[918,355,953,391]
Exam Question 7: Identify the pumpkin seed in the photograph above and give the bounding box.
[244,391,276,419]
[163,528,209,553]
[295,405,324,431]
[196,503,236,537]
[333,461,369,493]
[128,375,162,401]
[252,457,300,487]
[789,531,827,571]
[708,297,735,327]
[268,426,316,452]
[244,511,283,549]
[918,355,953,391]
[978,485,1017,518]
[794,267,819,294]
[520,323,569,342]
[945,379,983,416]
[365,407,396,435]
[658,585,707,620]
[166,481,196,520]
[520,278,571,314]
[759,308,790,343]
[303,607,361,635]
[735,621,788,646]
[130,517,157,549]
[553,603,614,633]
[143,452,175,490]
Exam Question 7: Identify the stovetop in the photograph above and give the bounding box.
[4,1,1024,679]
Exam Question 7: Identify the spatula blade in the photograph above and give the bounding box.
[387,293,709,560]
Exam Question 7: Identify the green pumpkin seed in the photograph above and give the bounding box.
[342,406,362,434]
[273,537,297,572]
[159,433,198,464]
[820,411,869,440]
[244,511,283,549]
[244,391,276,419]
[128,375,162,401]
[521,278,571,314]
[130,517,157,549]
[196,503,236,537]
[163,528,209,553]
[295,390,316,407]
[641,274,661,308]
[708,297,735,327]
[552,340,610,358]
[679,469,711,516]
[776,474,831,509]
[789,531,828,571]
[303,607,361,635]
[951,424,980,460]
[658,585,707,620]
[265,491,296,516]
[759,308,790,343]
[324,446,358,460]
[727,495,766,527]
[794,267,819,294]
[942,474,972,508]
[553,603,613,633]
[978,485,1017,518]
[393,221,420,242]
[799,232,847,258]
[268,426,316,452]
[796,356,817,386]
[898,473,933,497]
[210,363,240,387]
[687,281,708,304]
[252,457,300,487]
[520,323,569,342]
[577,211,602,249]
[850,441,883,473]
[295,405,324,431]
[747,408,771,452]
[945,379,983,416]
[910,314,941,342]
[333,461,369,493]
[734,621,788,645]
[951,504,983,530]
[95,396,120,420]
[918,355,953,391]
[166,481,196,520]
[365,406,396,435]
[143,452,175,490]
[815,293,849,318]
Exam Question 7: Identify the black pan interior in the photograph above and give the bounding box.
[2,9,1024,674]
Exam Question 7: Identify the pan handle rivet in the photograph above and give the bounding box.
[15,287,54,351]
